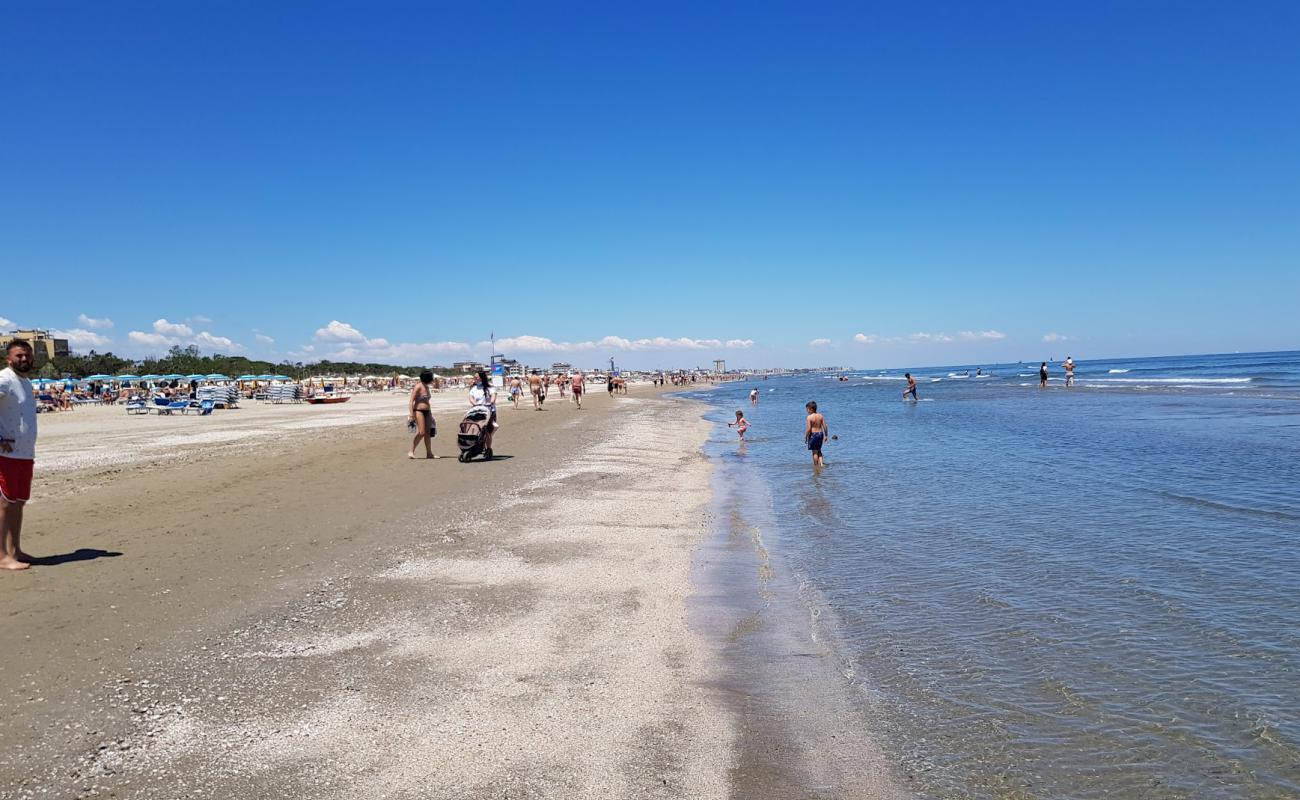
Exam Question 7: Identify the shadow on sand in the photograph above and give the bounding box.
[27,549,124,567]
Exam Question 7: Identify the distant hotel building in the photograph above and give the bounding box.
[0,329,70,366]
[550,362,573,373]
[452,361,488,373]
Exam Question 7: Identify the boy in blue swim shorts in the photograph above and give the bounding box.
[804,400,828,467]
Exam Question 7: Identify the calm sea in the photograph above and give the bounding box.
[684,351,1300,798]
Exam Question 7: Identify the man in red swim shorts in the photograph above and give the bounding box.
[0,339,38,571]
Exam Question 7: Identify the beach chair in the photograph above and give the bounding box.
[126,399,149,415]
[154,400,190,415]
[37,393,59,412]
[198,399,215,415]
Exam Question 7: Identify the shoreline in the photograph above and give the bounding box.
[2,383,904,798]
[0,386,755,798]
[688,404,904,799]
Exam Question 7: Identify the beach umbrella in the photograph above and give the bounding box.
[140,374,162,381]
[117,374,140,381]
[163,373,184,380]
[272,374,292,381]
[206,373,229,381]
[85,373,114,381]
[237,374,258,381]
[186,374,206,381]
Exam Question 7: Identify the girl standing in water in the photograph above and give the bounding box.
[728,410,751,439]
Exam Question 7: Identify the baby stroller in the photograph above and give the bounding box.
[457,404,496,462]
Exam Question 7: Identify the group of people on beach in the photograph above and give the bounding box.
[408,367,622,460]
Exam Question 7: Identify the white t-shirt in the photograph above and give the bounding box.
[0,367,37,460]
[469,384,497,412]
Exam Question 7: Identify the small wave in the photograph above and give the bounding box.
[1108,369,1131,374]
[1092,377,1251,384]
[862,376,906,381]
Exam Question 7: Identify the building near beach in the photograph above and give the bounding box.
[0,329,70,366]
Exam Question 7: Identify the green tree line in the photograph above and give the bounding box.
[42,345,457,380]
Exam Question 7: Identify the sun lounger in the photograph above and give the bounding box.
[126,400,149,415]
[154,400,191,415]
[198,399,215,415]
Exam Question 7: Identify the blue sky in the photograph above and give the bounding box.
[3,1,1297,369]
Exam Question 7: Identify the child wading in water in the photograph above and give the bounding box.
[728,410,750,439]
[805,400,828,467]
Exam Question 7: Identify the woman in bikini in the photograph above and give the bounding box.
[408,370,438,459]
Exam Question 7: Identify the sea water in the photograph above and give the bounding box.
[684,351,1300,798]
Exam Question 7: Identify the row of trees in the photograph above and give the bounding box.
[41,345,447,380]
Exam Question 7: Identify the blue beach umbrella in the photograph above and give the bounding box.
[257,374,275,380]
[85,373,114,381]
[206,373,229,381]
[117,374,140,381]
[186,374,206,381]
[163,373,184,380]
[237,374,258,381]
[272,374,292,381]
[140,374,162,381]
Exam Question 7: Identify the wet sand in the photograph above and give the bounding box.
[1,385,901,799]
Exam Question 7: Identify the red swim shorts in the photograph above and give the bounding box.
[0,457,33,502]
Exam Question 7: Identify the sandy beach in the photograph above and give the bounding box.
[0,385,900,799]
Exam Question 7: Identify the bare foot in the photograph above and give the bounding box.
[408,452,417,459]
[0,557,31,571]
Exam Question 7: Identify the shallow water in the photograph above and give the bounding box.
[688,352,1300,798]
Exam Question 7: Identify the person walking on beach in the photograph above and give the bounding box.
[572,371,585,409]
[469,370,499,458]
[1064,356,1075,388]
[407,370,438,459]
[509,375,522,410]
[1039,361,1049,388]
[804,401,828,467]
[903,372,918,401]
[0,340,38,571]
[729,410,750,439]
[528,370,544,410]
[607,375,616,398]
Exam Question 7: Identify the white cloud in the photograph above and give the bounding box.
[856,330,1002,345]
[484,334,746,353]
[1042,332,1070,343]
[0,317,14,329]
[908,332,954,343]
[313,320,469,362]
[809,338,833,347]
[153,318,194,338]
[125,317,243,353]
[52,328,112,349]
[195,331,235,349]
[127,331,174,347]
[314,320,367,342]
[190,314,213,324]
[77,314,114,329]
[254,333,275,344]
